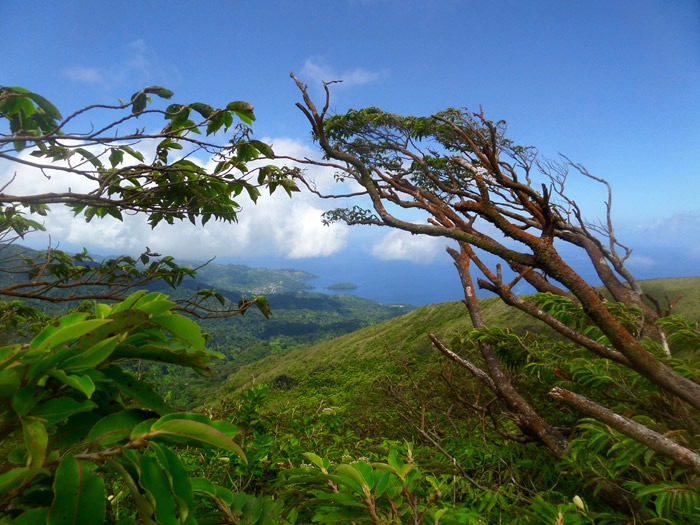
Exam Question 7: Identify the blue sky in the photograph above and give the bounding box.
[2,1,699,303]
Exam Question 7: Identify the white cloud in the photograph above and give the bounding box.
[63,66,104,85]
[371,228,446,263]
[301,58,383,88]
[61,39,181,89]
[625,254,657,271]
[620,212,700,255]
[0,138,349,260]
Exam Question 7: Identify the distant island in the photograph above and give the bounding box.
[324,282,358,290]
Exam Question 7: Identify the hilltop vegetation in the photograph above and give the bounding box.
[216,276,700,436]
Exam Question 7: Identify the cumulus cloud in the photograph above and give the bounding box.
[0,137,350,261]
[371,228,447,263]
[301,58,383,88]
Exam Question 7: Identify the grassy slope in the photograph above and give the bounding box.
[212,277,700,432]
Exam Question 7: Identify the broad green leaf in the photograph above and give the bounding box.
[150,313,205,348]
[0,466,47,493]
[119,144,145,162]
[102,365,175,414]
[151,412,238,436]
[29,312,91,349]
[74,148,103,169]
[148,418,246,461]
[134,298,175,317]
[48,456,105,525]
[26,90,62,119]
[150,442,195,523]
[108,456,156,521]
[76,309,150,350]
[139,454,179,525]
[32,397,97,427]
[14,507,49,525]
[372,470,392,498]
[12,386,45,416]
[31,319,109,351]
[190,102,213,118]
[108,148,124,168]
[88,408,158,446]
[54,412,101,449]
[93,303,112,319]
[109,290,148,313]
[312,491,366,507]
[314,508,367,523]
[61,334,120,371]
[22,416,48,468]
[0,368,20,397]
[47,369,95,398]
[190,477,217,495]
[249,139,274,158]
[303,452,329,472]
[336,463,371,491]
[144,86,174,99]
[131,92,148,114]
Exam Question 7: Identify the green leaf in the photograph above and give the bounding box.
[26,90,62,119]
[14,507,49,525]
[31,319,110,351]
[151,443,195,521]
[249,140,274,158]
[150,313,205,349]
[108,454,156,521]
[74,148,103,169]
[22,416,48,468]
[148,418,246,461]
[32,397,97,427]
[47,369,96,398]
[226,101,255,125]
[144,86,174,99]
[253,296,272,319]
[0,466,48,494]
[336,463,372,490]
[12,386,45,416]
[76,309,150,349]
[303,452,329,472]
[109,148,124,168]
[102,365,175,414]
[131,92,148,114]
[119,144,145,162]
[29,312,91,349]
[190,476,217,495]
[48,456,105,525]
[54,412,101,449]
[139,454,179,525]
[189,102,213,118]
[61,334,120,371]
[88,409,158,446]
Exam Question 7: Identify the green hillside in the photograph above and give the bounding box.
[213,276,700,434]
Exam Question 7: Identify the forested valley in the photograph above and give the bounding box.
[1,84,699,524]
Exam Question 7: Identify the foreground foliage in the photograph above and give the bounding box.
[0,291,270,523]
[0,84,295,317]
